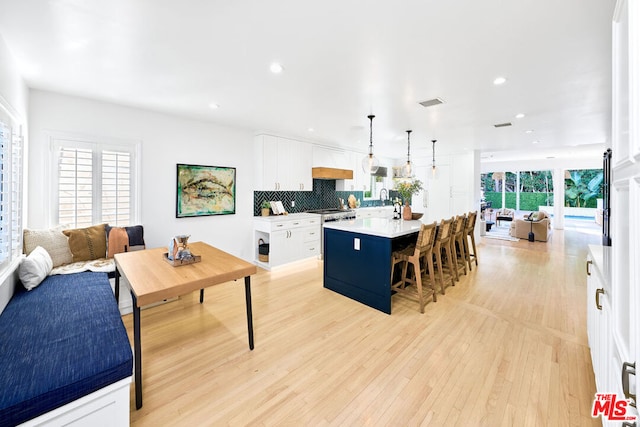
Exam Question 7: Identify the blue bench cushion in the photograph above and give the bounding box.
[0,272,133,426]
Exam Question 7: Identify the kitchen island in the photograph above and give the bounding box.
[323,218,423,314]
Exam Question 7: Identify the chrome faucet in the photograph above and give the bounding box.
[379,188,388,205]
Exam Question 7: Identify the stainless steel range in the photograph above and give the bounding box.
[305,208,356,257]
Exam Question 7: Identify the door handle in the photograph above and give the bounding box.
[586,259,593,276]
[595,288,604,310]
[622,361,636,407]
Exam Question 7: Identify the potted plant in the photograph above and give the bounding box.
[260,201,271,217]
[394,179,423,220]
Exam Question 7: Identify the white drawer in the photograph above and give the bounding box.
[303,241,320,256]
[302,227,321,243]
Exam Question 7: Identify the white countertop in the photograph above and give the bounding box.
[254,212,320,222]
[323,217,422,238]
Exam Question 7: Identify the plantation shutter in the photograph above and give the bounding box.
[57,147,94,228]
[101,150,131,226]
[0,121,10,265]
[54,137,137,229]
[0,113,22,270]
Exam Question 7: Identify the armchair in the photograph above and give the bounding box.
[509,211,552,242]
[495,208,514,226]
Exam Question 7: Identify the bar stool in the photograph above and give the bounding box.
[433,217,455,294]
[450,214,468,280]
[390,222,438,313]
[464,211,478,270]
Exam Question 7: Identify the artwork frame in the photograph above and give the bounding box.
[176,163,236,217]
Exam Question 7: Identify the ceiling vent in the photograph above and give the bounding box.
[419,98,444,108]
[494,122,512,128]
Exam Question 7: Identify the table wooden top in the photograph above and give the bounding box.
[114,241,257,307]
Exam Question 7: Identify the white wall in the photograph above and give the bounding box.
[28,90,256,260]
[481,156,602,173]
[0,34,28,312]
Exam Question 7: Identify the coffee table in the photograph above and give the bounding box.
[114,241,257,409]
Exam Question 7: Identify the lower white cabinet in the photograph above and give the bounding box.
[587,245,638,425]
[587,248,612,394]
[254,214,321,269]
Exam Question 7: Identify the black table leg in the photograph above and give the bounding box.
[132,292,142,409]
[244,276,254,350]
[114,268,120,303]
[200,288,204,303]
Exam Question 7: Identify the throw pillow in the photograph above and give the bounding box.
[105,225,145,258]
[63,224,107,262]
[19,246,53,291]
[23,226,73,267]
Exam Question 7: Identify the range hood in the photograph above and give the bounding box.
[312,167,354,180]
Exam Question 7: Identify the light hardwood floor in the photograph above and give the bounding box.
[124,224,601,426]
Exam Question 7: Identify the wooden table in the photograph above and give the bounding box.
[114,241,257,409]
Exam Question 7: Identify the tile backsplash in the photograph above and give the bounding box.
[253,179,396,216]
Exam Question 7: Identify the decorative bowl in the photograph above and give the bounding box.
[411,212,424,220]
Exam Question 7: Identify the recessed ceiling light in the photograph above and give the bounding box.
[525,129,534,134]
[515,113,525,119]
[493,76,507,85]
[270,62,284,73]
[208,103,219,109]
[308,128,314,132]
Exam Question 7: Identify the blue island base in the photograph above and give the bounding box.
[323,227,417,314]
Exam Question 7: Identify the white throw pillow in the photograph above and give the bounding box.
[23,226,73,267]
[19,246,53,291]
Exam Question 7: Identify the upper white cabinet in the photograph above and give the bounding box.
[312,146,349,169]
[255,134,312,191]
[335,150,371,192]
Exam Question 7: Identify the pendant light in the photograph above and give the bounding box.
[431,139,438,177]
[362,114,380,174]
[403,130,413,178]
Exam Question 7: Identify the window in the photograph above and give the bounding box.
[482,170,554,211]
[0,107,23,273]
[53,137,138,228]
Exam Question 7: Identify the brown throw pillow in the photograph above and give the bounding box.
[106,227,129,258]
[63,224,107,262]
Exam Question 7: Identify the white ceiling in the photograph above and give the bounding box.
[0,0,616,163]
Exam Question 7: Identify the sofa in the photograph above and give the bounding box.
[509,211,552,242]
[0,223,144,426]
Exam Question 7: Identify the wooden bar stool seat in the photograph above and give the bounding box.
[390,222,438,313]
[451,214,468,280]
[464,211,478,270]
[433,217,455,294]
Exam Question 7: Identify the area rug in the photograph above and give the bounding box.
[483,224,519,241]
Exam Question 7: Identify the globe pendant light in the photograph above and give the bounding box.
[431,139,438,178]
[403,130,413,177]
[362,114,380,174]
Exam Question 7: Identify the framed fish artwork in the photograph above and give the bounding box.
[176,163,236,217]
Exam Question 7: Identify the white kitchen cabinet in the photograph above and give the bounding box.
[253,214,321,269]
[312,145,349,169]
[587,247,613,395]
[587,3,640,424]
[255,134,312,191]
[336,150,371,192]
